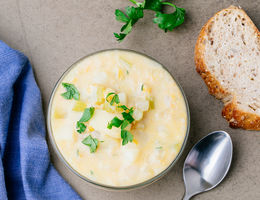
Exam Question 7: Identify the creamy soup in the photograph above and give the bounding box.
[50,50,188,187]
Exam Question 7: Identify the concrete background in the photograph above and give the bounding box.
[0,0,259,199]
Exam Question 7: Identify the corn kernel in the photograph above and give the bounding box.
[86,66,90,72]
[118,68,124,80]
[149,99,155,109]
[116,106,124,112]
[54,109,66,119]
[88,126,95,132]
[106,94,113,103]
[72,101,86,112]
[73,131,78,143]
[96,86,105,105]
[175,143,181,151]
[171,94,176,101]
[72,78,78,84]
[143,85,151,93]
[133,139,138,145]
[79,151,83,158]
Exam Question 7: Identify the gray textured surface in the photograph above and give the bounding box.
[0,0,259,199]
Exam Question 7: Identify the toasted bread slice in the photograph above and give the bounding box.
[195,5,260,130]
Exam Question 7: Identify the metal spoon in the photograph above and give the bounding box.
[183,131,233,200]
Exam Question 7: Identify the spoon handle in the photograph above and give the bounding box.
[182,193,191,200]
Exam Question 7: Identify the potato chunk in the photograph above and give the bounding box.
[89,109,122,139]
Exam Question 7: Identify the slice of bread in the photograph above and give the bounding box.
[195,5,260,130]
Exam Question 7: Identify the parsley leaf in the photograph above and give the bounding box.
[121,129,134,145]
[121,120,130,129]
[114,33,127,42]
[115,9,129,22]
[153,3,185,32]
[118,105,129,110]
[61,83,80,100]
[82,135,99,153]
[120,20,133,34]
[144,0,162,11]
[76,107,95,133]
[125,6,144,21]
[114,0,186,41]
[107,117,123,129]
[128,107,134,115]
[141,84,144,91]
[122,112,135,123]
[129,0,145,7]
[78,107,95,123]
[76,121,86,133]
[106,93,120,105]
[107,102,135,145]
[114,6,144,42]
[118,105,134,114]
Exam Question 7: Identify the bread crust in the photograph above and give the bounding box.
[195,5,260,130]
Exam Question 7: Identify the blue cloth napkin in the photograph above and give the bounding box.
[0,41,81,200]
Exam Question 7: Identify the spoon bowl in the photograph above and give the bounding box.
[183,131,233,200]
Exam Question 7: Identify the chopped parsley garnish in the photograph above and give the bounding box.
[128,107,134,115]
[141,84,144,91]
[107,104,135,145]
[114,5,144,42]
[118,105,129,110]
[90,170,94,175]
[118,105,134,114]
[106,93,120,105]
[122,111,134,123]
[114,0,186,42]
[156,146,163,149]
[76,121,86,133]
[61,83,80,100]
[76,107,95,133]
[121,130,134,145]
[120,107,135,145]
[107,117,123,129]
[121,120,130,129]
[82,135,99,153]
[78,107,95,123]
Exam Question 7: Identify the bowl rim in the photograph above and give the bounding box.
[47,48,190,190]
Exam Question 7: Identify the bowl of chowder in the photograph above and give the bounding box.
[47,49,190,190]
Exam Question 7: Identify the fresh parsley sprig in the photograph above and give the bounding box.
[107,117,123,129]
[153,2,185,32]
[76,107,95,133]
[114,0,186,41]
[82,135,99,153]
[106,93,120,105]
[107,103,135,145]
[121,129,133,145]
[76,121,86,133]
[114,6,144,41]
[61,83,80,100]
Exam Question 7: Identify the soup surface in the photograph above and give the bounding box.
[50,50,188,187]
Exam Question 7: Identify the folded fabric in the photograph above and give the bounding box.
[0,41,81,200]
